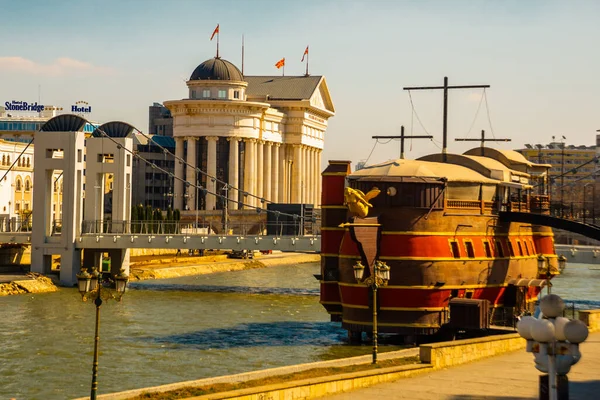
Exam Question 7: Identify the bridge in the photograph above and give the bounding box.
[0,115,322,286]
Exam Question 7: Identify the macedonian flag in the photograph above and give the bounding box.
[210,24,219,40]
[275,58,285,69]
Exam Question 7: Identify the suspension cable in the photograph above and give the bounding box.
[92,127,313,223]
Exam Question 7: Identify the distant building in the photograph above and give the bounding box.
[131,134,175,210]
[148,103,173,137]
[163,56,335,212]
[517,140,597,217]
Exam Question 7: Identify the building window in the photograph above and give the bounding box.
[449,240,461,258]
[15,178,22,191]
[483,240,492,258]
[15,203,20,212]
[495,240,505,258]
[233,90,240,99]
[218,90,226,98]
[24,179,30,192]
[464,241,475,258]
[203,89,211,98]
[508,240,516,257]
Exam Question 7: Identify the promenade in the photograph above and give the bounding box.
[325,332,600,400]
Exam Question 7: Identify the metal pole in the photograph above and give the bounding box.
[372,262,378,364]
[561,141,565,218]
[548,342,557,400]
[400,126,405,159]
[442,76,448,162]
[90,288,103,400]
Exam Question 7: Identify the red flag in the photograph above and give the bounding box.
[301,46,309,62]
[275,58,285,69]
[210,24,219,41]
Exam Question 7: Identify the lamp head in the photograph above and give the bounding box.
[113,268,129,301]
[76,268,91,297]
[353,262,365,282]
[540,294,565,318]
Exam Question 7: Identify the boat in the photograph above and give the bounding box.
[319,148,559,341]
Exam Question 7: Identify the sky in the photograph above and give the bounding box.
[1,0,599,168]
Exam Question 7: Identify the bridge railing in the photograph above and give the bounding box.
[0,216,33,233]
[80,219,321,237]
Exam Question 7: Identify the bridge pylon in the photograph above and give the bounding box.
[31,128,86,286]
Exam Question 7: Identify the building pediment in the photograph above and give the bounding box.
[310,77,335,114]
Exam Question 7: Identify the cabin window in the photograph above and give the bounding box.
[508,240,516,257]
[517,241,524,256]
[530,240,536,254]
[524,241,531,256]
[450,240,461,258]
[495,240,505,257]
[483,240,492,258]
[465,241,475,258]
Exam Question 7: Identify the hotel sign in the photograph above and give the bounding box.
[71,100,92,113]
[4,100,45,112]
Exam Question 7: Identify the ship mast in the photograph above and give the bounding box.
[403,77,490,162]
[372,126,432,159]
[455,130,511,156]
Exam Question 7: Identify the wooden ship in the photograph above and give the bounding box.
[319,148,560,341]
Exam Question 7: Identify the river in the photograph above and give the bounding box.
[0,262,597,399]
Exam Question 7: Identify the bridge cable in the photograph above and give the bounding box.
[92,127,313,224]
[0,138,34,184]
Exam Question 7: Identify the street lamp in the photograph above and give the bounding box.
[76,267,129,400]
[584,183,596,225]
[537,255,567,294]
[517,294,589,400]
[353,260,391,364]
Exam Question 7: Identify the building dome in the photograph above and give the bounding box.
[190,57,244,81]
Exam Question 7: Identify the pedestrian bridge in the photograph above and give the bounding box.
[0,218,321,252]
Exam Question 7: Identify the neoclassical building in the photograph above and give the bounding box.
[163,57,335,211]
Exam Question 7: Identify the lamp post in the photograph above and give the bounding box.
[538,255,567,294]
[517,294,589,400]
[76,267,129,400]
[353,260,391,364]
[584,183,596,225]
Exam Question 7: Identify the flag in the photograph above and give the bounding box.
[210,24,219,40]
[301,46,309,62]
[275,58,285,69]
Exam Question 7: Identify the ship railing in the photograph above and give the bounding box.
[529,195,550,214]
[445,199,497,215]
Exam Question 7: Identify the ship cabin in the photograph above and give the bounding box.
[348,148,551,216]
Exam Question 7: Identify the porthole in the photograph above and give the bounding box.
[387,186,397,196]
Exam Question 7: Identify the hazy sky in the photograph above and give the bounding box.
[1,0,599,168]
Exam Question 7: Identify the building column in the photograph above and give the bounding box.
[307,147,313,205]
[243,138,256,208]
[186,137,197,211]
[317,149,322,207]
[256,140,264,204]
[279,144,287,203]
[264,142,272,204]
[227,137,240,210]
[292,144,302,203]
[174,137,184,211]
[272,143,280,203]
[313,148,319,206]
[303,146,309,204]
[205,136,218,211]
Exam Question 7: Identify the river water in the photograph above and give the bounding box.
[0,262,598,399]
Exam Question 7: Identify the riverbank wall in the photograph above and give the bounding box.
[0,273,58,296]
[129,252,320,281]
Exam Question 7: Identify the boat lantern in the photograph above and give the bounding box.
[377,262,391,281]
[537,254,547,272]
[558,255,567,272]
[353,262,366,281]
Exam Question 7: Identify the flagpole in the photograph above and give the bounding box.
[241,34,245,75]
[282,62,285,77]
[306,48,309,76]
[216,29,220,58]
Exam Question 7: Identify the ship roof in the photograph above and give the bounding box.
[418,153,530,183]
[463,147,551,170]
[350,158,498,184]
